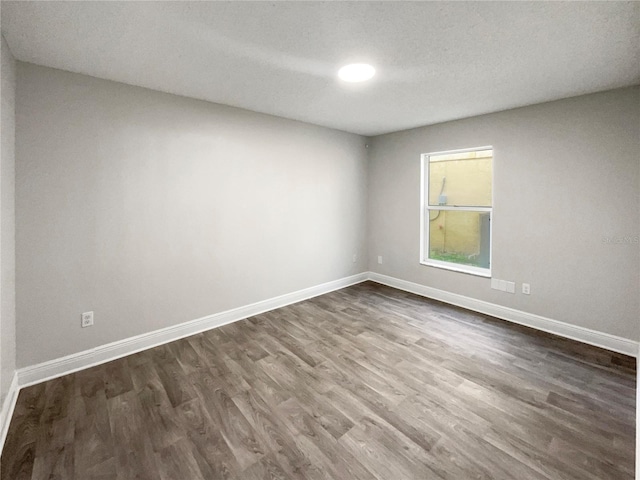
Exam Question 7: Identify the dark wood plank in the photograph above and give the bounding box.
[174,398,241,480]
[1,383,46,480]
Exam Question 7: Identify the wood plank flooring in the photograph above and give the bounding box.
[1,281,636,479]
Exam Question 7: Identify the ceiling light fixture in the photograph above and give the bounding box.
[338,63,375,83]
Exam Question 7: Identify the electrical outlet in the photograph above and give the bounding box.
[378,256,383,264]
[352,253,357,263]
[522,283,531,295]
[81,311,94,328]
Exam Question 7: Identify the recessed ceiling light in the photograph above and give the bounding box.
[338,63,375,83]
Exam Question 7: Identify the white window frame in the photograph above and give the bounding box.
[419,146,493,277]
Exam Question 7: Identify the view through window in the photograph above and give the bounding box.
[420,147,493,276]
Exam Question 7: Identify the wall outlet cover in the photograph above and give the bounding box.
[81,311,94,328]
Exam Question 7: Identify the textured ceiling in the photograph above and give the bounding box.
[2,1,639,136]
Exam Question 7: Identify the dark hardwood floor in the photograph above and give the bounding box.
[1,282,636,479]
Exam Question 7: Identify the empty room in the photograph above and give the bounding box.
[0,1,639,479]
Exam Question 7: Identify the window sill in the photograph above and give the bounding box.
[420,259,491,278]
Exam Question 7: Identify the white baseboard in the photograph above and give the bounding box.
[0,372,19,454]
[4,271,634,457]
[17,272,369,388]
[368,272,639,358]
[10,270,637,397]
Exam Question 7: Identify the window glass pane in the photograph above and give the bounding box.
[428,210,490,269]
[428,149,492,207]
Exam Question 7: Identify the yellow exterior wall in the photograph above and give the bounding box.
[428,154,491,256]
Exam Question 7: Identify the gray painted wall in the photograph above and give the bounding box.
[16,63,368,367]
[368,87,640,340]
[0,34,16,402]
[12,62,640,370]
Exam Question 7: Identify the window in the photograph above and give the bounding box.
[420,147,493,277]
